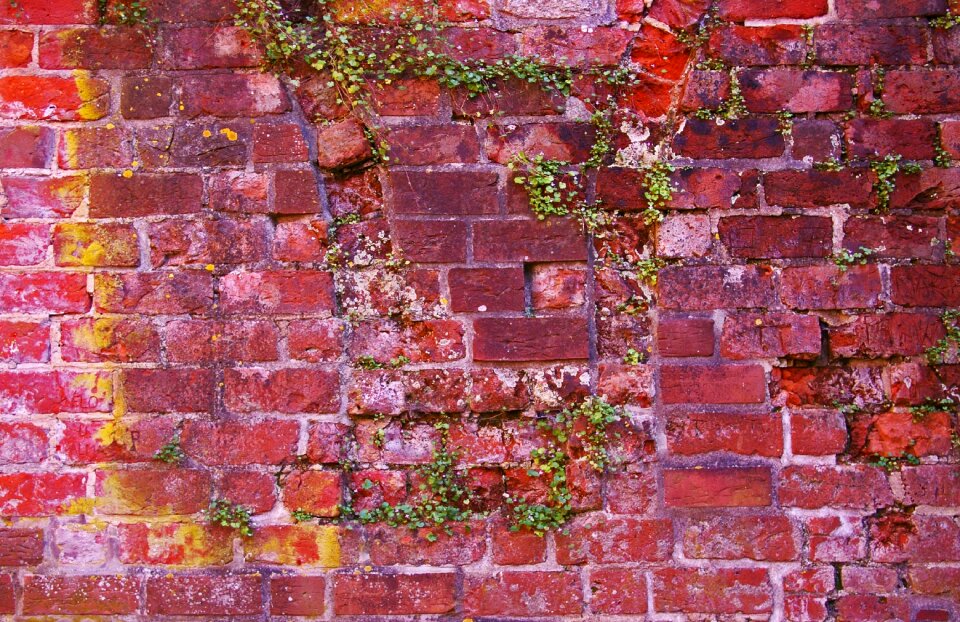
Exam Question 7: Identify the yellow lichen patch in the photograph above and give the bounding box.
[219,127,238,141]
[244,525,341,567]
[94,418,132,449]
[72,70,108,120]
[202,129,212,138]
[122,169,133,178]
[60,497,99,516]
[60,129,81,168]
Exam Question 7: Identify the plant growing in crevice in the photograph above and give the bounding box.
[871,155,921,211]
[154,433,184,464]
[694,69,747,121]
[832,246,878,272]
[925,310,960,365]
[206,499,254,537]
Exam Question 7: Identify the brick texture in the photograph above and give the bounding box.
[0,0,957,619]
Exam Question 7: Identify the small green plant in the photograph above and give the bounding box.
[636,257,667,285]
[867,68,892,119]
[935,130,952,168]
[910,397,956,421]
[695,69,747,121]
[931,1,960,29]
[206,499,254,536]
[623,348,644,365]
[814,158,844,172]
[872,452,921,472]
[98,0,149,26]
[832,247,877,272]
[355,354,410,370]
[871,155,920,211]
[510,153,581,220]
[925,310,960,365]
[801,24,816,67]
[640,161,676,226]
[777,111,794,136]
[154,434,184,464]
[506,447,571,536]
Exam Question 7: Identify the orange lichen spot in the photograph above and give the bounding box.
[219,127,239,141]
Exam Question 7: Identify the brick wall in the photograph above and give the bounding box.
[1,0,959,619]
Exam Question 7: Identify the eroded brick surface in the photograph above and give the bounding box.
[0,0,958,619]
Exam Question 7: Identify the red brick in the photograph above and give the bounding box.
[370,77,441,116]
[96,468,211,515]
[94,272,212,315]
[653,568,772,614]
[793,120,841,161]
[253,123,308,163]
[181,419,298,466]
[667,412,783,457]
[648,0,712,27]
[681,69,731,112]
[0,473,85,516]
[0,0,94,23]
[774,366,885,407]
[661,364,766,404]
[830,313,945,358]
[807,516,867,563]
[181,73,288,117]
[0,528,43,565]
[815,24,928,65]
[56,417,175,465]
[23,575,140,615]
[440,0,490,20]
[487,121,595,163]
[842,566,898,594]
[676,118,785,159]
[839,0,946,17]
[391,219,467,263]
[120,75,174,118]
[39,27,151,69]
[206,171,268,214]
[221,270,334,314]
[0,421,47,464]
[225,368,339,413]
[659,265,776,310]
[0,321,49,363]
[453,77,564,117]
[780,465,892,509]
[720,215,832,259]
[708,25,808,66]
[474,317,588,361]
[719,0,828,19]
[630,25,688,80]
[721,312,821,360]
[658,318,714,357]
[834,595,911,622]
[0,222,47,266]
[58,126,132,169]
[491,520,546,565]
[890,168,960,210]
[271,576,326,616]
[0,75,109,121]
[531,265,584,310]
[333,573,456,615]
[61,317,160,363]
[590,568,648,614]
[781,266,882,310]
[368,522,486,566]
[902,465,960,506]
[557,515,673,563]
[147,574,262,616]
[520,26,632,65]
[449,267,525,313]
[871,514,960,563]
[123,368,213,413]
[846,118,937,160]
[0,272,88,314]
[90,173,202,217]
[443,26,517,61]
[0,126,54,167]
[158,26,260,69]
[387,125,480,165]
[935,25,960,63]
[891,266,960,307]
[883,69,960,114]
[741,70,853,113]
[287,319,343,363]
[0,371,110,414]
[464,571,582,616]
[165,319,278,364]
[149,217,268,267]
[764,169,874,209]
[474,218,586,262]
[665,468,772,508]
[390,170,498,216]
[909,566,960,600]
[683,514,798,561]
[117,523,232,566]
[843,215,940,261]
[791,410,848,456]
[850,410,954,459]
[273,169,323,214]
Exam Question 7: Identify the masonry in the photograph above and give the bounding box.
[0,0,959,619]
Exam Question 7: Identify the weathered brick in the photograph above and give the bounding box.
[653,568,772,614]
[659,265,776,310]
[181,73,288,117]
[720,215,832,259]
[39,27,151,69]
[117,523,232,566]
[520,26,631,65]
[0,126,55,168]
[664,468,772,508]
[90,173,202,218]
[0,321,49,363]
[271,575,326,616]
[674,118,785,159]
[449,267,525,313]
[721,312,821,360]
[23,575,140,615]
[333,573,456,615]
[658,317,715,357]
[474,318,589,361]
[95,272,213,315]
[158,26,260,69]
[0,75,109,120]
[660,365,767,404]
[741,70,853,113]
[891,266,960,307]
[474,219,587,262]
[464,571,582,616]
[781,266,882,310]
[815,24,928,65]
[392,220,467,263]
[0,528,43,565]
[61,317,159,363]
[390,170,499,216]
[780,465,892,509]
[225,368,339,414]
[221,270,334,314]
[590,568,648,614]
[683,514,798,561]
[123,368,213,413]
[791,410,848,456]
[764,169,874,208]
[147,574,262,616]
[708,25,807,66]
[120,75,174,118]
[667,412,782,457]
[0,0,94,23]
[96,468,211,515]
[719,0,828,19]
[846,119,937,160]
